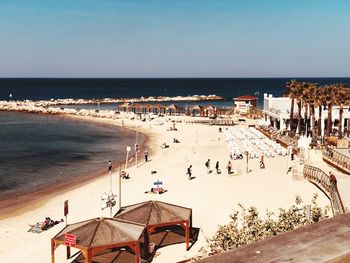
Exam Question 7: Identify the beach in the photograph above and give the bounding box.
[0,110,331,262]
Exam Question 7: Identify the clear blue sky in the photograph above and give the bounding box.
[0,0,349,77]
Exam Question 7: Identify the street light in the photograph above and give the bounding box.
[125,146,131,170]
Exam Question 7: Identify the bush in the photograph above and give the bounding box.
[194,194,329,260]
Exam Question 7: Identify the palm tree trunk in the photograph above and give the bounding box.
[318,106,322,136]
[310,105,316,141]
[290,97,294,132]
[304,103,308,135]
[297,100,302,134]
[338,106,344,139]
[326,104,332,137]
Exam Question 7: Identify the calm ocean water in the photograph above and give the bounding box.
[1,78,350,102]
[0,111,143,203]
[1,78,350,208]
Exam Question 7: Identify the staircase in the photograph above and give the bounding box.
[303,165,345,216]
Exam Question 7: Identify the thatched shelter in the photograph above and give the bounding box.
[114,201,193,250]
[51,218,148,263]
[117,102,130,113]
[190,105,204,117]
[140,103,152,114]
[129,103,142,114]
[165,104,179,115]
[204,105,219,118]
[150,103,166,115]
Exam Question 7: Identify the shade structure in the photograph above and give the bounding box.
[190,105,204,117]
[117,102,130,112]
[165,104,179,115]
[51,217,147,263]
[150,103,165,115]
[114,201,192,250]
[139,103,152,114]
[129,103,142,113]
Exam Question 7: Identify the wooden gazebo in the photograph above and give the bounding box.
[190,105,204,117]
[51,217,147,263]
[150,103,166,115]
[140,103,152,114]
[117,102,130,113]
[204,105,218,118]
[129,103,142,114]
[114,200,193,250]
[165,104,179,115]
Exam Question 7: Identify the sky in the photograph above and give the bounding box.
[0,0,349,78]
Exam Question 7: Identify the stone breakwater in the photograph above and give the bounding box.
[14,94,225,107]
[0,101,121,119]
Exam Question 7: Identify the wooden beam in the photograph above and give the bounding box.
[51,239,55,263]
[135,242,140,263]
[85,248,92,263]
[185,220,190,251]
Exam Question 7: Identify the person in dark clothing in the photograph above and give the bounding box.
[187,165,192,179]
[215,161,221,174]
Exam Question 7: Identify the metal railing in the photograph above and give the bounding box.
[303,165,345,216]
[323,148,350,172]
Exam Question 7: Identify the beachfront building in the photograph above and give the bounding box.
[233,95,258,114]
[263,93,350,136]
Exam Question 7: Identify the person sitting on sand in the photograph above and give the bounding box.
[120,171,130,179]
[161,142,169,149]
[173,138,180,143]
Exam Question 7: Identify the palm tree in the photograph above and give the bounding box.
[316,87,326,137]
[334,84,350,139]
[319,85,337,137]
[285,80,298,132]
[302,82,317,140]
[294,81,305,135]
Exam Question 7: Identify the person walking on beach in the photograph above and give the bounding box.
[187,165,192,179]
[227,161,232,174]
[108,160,112,172]
[205,159,211,174]
[215,161,220,174]
[260,154,265,169]
[144,149,148,162]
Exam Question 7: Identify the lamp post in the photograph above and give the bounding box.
[9,93,12,101]
[125,146,131,170]
[245,151,249,174]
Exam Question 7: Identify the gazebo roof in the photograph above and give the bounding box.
[166,104,179,110]
[114,201,191,226]
[53,217,145,249]
[191,105,203,110]
[151,103,166,108]
[129,103,142,108]
[204,105,217,110]
[140,103,152,108]
[118,102,130,108]
[233,95,257,101]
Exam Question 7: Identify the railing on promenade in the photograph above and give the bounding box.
[303,165,345,216]
[322,148,350,173]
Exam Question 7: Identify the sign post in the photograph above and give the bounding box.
[64,200,69,226]
[64,200,70,258]
[135,144,139,167]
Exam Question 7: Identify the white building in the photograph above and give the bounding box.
[263,93,350,136]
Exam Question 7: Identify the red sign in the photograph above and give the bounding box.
[64,234,76,247]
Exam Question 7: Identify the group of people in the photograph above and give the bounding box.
[186,159,234,179]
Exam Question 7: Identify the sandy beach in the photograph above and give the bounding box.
[0,112,332,262]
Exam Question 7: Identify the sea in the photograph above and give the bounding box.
[1,78,349,212]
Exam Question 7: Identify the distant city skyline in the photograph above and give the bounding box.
[0,0,349,78]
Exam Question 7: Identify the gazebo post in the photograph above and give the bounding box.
[185,220,190,251]
[85,248,92,263]
[135,241,140,263]
[51,239,55,263]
